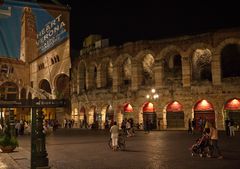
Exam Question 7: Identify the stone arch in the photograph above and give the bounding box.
[122,103,134,120]
[113,53,133,89]
[39,79,51,93]
[114,53,132,66]
[88,62,98,90]
[159,45,184,86]
[187,43,213,83]
[135,49,156,60]
[54,73,69,99]
[142,101,157,130]
[20,88,26,99]
[223,98,240,126]
[0,81,19,100]
[164,101,184,128]
[186,42,213,57]
[71,66,78,93]
[136,50,156,86]
[28,92,32,99]
[219,41,240,79]
[193,99,215,131]
[158,45,183,60]
[78,61,87,91]
[79,106,88,128]
[99,58,113,89]
[215,38,240,55]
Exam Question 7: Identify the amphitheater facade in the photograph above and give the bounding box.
[70,28,240,130]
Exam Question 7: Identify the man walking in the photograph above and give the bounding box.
[110,121,119,151]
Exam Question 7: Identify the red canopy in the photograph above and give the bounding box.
[124,103,133,113]
[166,101,183,112]
[194,99,214,111]
[143,102,155,112]
[224,98,240,110]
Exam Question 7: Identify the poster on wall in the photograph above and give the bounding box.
[0,0,69,59]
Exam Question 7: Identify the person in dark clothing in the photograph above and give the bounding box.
[192,118,196,134]
[225,119,230,136]
[188,119,193,134]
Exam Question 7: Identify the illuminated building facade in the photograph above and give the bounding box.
[0,1,71,124]
[71,28,240,130]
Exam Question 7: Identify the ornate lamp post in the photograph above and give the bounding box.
[146,88,159,100]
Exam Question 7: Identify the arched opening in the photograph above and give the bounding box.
[123,103,133,120]
[79,63,86,91]
[122,57,132,88]
[105,105,114,127]
[106,61,113,88]
[194,99,215,131]
[0,82,18,100]
[20,88,26,99]
[28,92,32,100]
[79,106,87,128]
[166,101,184,128]
[39,79,51,94]
[142,102,157,129]
[142,54,154,86]
[192,49,212,82]
[224,98,240,127]
[94,66,97,88]
[221,44,240,78]
[163,54,182,84]
[55,74,70,99]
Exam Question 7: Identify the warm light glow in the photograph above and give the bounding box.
[201,99,208,106]
[124,103,133,112]
[225,98,240,110]
[194,99,213,111]
[153,94,159,99]
[151,88,156,93]
[166,101,183,112]
[148,102,154,109]
[146,95,150,99]
[172,101,178,105]
[232,99,239,105]
[143,102,155,112]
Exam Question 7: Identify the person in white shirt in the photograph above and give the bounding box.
[110,121,119,151]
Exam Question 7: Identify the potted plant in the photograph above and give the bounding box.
[0,124,19,153]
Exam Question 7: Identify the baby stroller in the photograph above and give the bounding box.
[191,132,211,157]
[108,131,126,151]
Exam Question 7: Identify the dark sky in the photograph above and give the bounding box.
[61,0,240,52]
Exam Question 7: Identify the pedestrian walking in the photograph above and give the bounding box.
[209,123,223,159]
[229,119,235,137]
[110,121,119,151]
[188,119,192,134]
[225,118,230,136]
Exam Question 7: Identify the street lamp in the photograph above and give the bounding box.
[146,88,159,100]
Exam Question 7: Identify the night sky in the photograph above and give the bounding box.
[62,0,240,52]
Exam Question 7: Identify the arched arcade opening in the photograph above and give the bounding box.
[166,101,184,128]
[193,99,215,131]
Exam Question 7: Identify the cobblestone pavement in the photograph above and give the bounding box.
[1,129,240,169]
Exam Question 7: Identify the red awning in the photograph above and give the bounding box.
[166,101,183,112]
[194,99,214,111]
[143,102,155,112]
[224,98,240,110]
[124,103,133,113]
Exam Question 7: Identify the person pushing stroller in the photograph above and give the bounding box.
[191,128,211,157]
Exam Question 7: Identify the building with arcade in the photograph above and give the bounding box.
[70,28,240,130]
